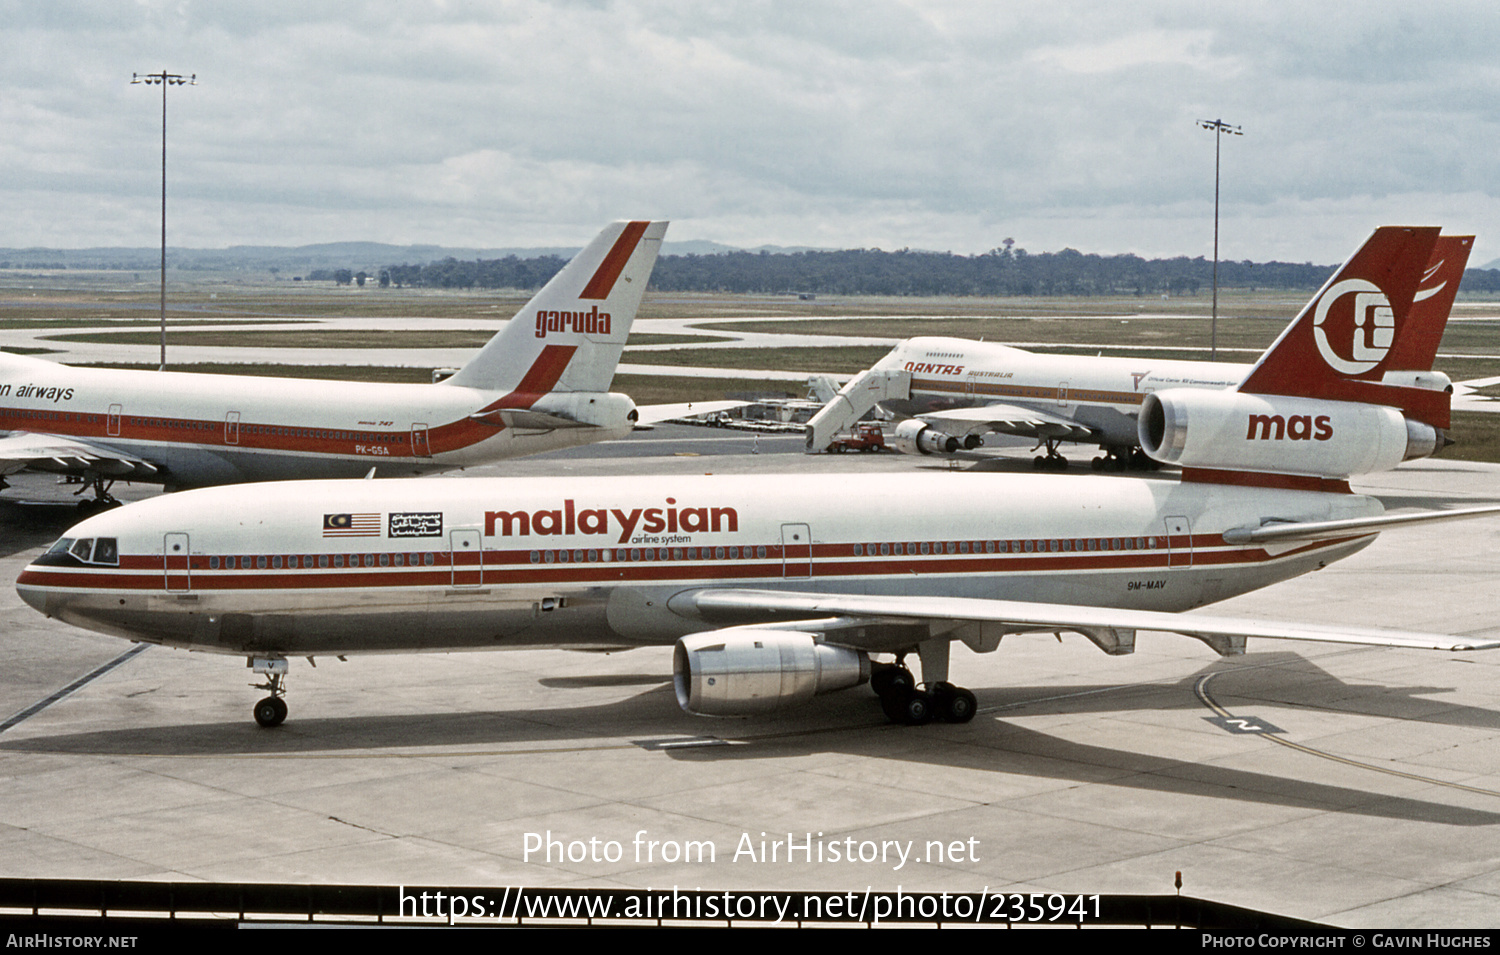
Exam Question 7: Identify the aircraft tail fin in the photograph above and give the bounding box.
[1140,227,1457,482]
[443,220,667,393]
[1235,226,1448,427]
[1383,234,1471,373]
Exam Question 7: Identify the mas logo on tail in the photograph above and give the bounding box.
[1312,278,1395,375]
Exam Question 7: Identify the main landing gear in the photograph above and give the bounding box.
[1032,438,1069,471]
[250,657,288,728]
[72,473,122,515]
[870,659,978,726]
[1090,446,1160,472]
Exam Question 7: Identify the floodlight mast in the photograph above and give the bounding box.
[1197,118,1241,361]
[131,71,196,371]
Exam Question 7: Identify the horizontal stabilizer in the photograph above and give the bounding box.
[1222,504,1500,544]
[469,409,594,431]
[635,400,749,426]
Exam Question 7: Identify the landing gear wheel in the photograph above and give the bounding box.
[880,688,908,722]
[870,662,915,697]
[1032,439,1069,470]
[879,686,936,725]
[930,680,978,719]
[250,660,289,728]
[253,697,287,728]
[898,689,934,725]
[73,473,121,512]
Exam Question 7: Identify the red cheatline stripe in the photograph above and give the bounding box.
[911,378,1149,406]
[48,528,1290,574]
[579,221,650,300]
[0,411,504,460]
[19,537,1356,592]
[1180,468,1353,494]
[485,345,579,410]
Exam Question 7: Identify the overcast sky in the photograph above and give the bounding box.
[3,1,1498,264]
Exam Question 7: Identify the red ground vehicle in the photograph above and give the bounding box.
[827,422,887,452]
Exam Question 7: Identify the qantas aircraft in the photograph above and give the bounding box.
[17,226,1500,729]
[0,220,724,506]
[806,235,1471,470]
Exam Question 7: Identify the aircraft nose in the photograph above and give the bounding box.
[15,567,51,616]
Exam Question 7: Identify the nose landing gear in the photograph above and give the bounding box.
[250,657,288,728]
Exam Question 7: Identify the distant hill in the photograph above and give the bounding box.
[0,239,830,274]
[10,239,1499,298]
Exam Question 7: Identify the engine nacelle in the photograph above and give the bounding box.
[890,418,962,455]
[673,630,869,716]
[1382,370,1453,393]
[527,391,638,429]
[1138,389,1440,479]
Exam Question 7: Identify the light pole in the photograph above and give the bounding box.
[1197,118,1241,361]
[132,70,196,371]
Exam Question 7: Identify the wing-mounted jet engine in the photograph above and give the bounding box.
[673,631,870,716]
[888,419,976,456]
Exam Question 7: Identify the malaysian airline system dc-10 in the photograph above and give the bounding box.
[806,235,1471,470]
[0,220,725,505]
[18,226,1500,729]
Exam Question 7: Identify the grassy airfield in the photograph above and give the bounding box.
[5,271,1500,459]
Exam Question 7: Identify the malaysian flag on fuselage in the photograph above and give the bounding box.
[323,513,381,537]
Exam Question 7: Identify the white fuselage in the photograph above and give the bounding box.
[876,337,1247,447]
[18,471,1382,657]
[0,353,633,486]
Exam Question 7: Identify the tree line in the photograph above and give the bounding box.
[372,245,1500,297]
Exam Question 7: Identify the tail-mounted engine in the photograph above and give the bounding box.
[1138,389,1441,479]
[890,419,978,455]
[673,630,869,716]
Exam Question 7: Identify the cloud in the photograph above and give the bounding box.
[1028,29,1241,76]
[0,2,1498,263]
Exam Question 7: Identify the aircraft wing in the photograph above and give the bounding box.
[917,403,1097,441]
[674,588,1500,653]
[0,432,160,479]
[634,400,749,426]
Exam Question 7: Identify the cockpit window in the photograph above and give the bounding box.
[37,537,119,567]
